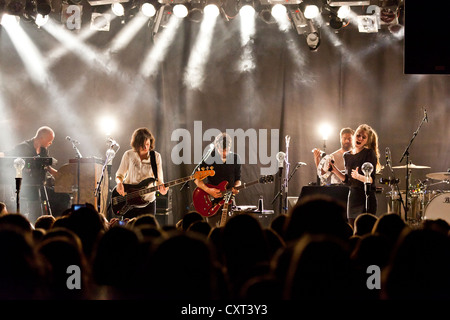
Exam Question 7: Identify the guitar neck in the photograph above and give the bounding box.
[140,175,195,195]
[236,179,260,190]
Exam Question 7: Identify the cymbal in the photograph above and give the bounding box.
[426,172,450,181]
[392,163,431,169]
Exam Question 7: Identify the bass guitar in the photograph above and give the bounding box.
[192,175,274,218]
[111,168,215,216]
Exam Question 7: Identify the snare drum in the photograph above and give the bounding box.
[423,193,450,224]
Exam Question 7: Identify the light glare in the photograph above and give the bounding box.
[142,3,156,17]
[204,4,220,18]
[173,4,188,18]
[304,5,319,19]
[271,4,286,19]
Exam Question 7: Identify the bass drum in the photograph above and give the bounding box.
[423,193,450,224]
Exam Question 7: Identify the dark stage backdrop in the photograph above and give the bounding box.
[0,9,449,223]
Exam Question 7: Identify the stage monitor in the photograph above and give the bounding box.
[298,185,349,207]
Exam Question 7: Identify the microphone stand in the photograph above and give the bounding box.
[69,140,83,205]
[95,146,118,213]
[385,152,407,217]
[180,145,214,192]
[284,137,290,214]
[399,111,427,222]
[272,163,304,207]
[15,177,22,214]
[364,178,370,213]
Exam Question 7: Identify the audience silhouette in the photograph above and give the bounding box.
[0,193,448,302]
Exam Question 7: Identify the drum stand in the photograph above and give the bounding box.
[399,109,427,222]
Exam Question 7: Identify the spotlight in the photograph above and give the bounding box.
[306,31,320,50]
[111,2,124,16]
[239,4,254,17]
[36,0,51,15]
[204,3,219,17]
[35,12,48,26]
[141,0,158,17]
[303,4,319,19]
[337,5,350,19]
[259,7,274,24]
[91,11,111,30]
[271,4,286,19]
[172,3,188,18]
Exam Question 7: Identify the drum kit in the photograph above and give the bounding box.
[384,164,450,225]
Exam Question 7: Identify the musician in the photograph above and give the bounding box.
[5,126,71,219]
[194,132,241,227]
[114,127,168,219]
[329,124,381,227]
[313,127,353,185]
[0,201,7,215]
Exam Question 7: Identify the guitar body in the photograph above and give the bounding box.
[193,175,274,218]
[110,169,215,217]
[111,177,156,216]
[193,181,232,217]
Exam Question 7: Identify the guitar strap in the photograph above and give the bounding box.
[150,150,158,182]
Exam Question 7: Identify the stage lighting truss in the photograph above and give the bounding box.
[288,5,321,50]
[88,0,129,7]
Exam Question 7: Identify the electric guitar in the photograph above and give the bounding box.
[192,175,274,218]
[111,168,215,216]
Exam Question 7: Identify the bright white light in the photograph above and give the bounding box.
[239,5,255,18]
[111,3,125,16]
[35,14,49,27]
[99,116,118,136]
[204,4,220,18]
[173,4,188,18]
[239,4,256,72]
[184,5,219,89]
[0,14,20,26]
[109,12,150,53]
[337,5,351,19]
[2,15,49,85]
[319,123,332,140]
[304,5,319,19]
[271,4,286,19]
[139,16,182,77]
[142,3,156,17]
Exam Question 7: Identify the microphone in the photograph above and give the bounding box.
[285,135,291,148]
[107,137,120,148]
[66,136,80,144]
[297,162,307,167]
[361,162,374,184]
[424,108,428,123]
[276,152,285,168]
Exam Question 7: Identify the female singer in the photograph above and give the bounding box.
[330,124,381,227]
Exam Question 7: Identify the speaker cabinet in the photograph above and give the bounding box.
[155,189,172,226]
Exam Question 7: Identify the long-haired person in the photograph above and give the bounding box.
[114,128,168,219]
[330,124,381,227]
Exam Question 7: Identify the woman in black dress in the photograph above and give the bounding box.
[330,124,381,228]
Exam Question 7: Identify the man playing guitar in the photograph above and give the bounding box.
[194,132,241,227]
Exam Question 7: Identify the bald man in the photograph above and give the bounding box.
[6,126,70,220]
